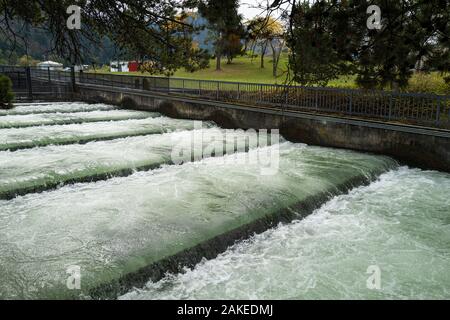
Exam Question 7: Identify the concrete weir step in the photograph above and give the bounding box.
[0,128,247,200]
[0,142,397,299]
[0,116,200,151]
[0,110,156,129]
[0,102,118,116]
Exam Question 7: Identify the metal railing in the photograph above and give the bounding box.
[2,65,449,128]
[78,71,450,128]
[0,65,73,100]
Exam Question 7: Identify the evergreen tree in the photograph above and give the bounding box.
[284,0,450,89]
[198,0,243,70]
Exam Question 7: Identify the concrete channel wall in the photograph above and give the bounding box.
[76,84,450,173]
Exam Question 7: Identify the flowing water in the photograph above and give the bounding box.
[0,102,117,116]
[0,102,448,300]
[0,116,202,151]
[120,167,450,300]
[0,128,258,198]
[0,110,156,129]
[0,141,394,299]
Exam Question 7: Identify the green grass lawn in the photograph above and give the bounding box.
[91,54,449,95]
[171,55,290,84]
[94,54,291,84]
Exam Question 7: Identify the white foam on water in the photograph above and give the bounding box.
[0,102,118,116]
[0,127,269,196]
[120,167,450,300]
[0,110,157,128]
[0,116,207,151]
[0,143,394,299]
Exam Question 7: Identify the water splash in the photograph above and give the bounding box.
[0,128,273,199]
[0,143,395,299]
[0,117,209,151]
[0,110,158,129]
[120,167,450,300]
[0,102,118,116]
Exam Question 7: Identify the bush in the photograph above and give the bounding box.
[407,72,450,95]
[0,74,14,109]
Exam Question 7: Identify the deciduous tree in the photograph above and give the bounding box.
[0,0,210,75]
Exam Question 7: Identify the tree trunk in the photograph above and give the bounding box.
[216,52,221,71]
[260,41,267,69]
[391,80,399,92]
[269,41,276,77]
[250,41,257,63]
[270,39,285,78]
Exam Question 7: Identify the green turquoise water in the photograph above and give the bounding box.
[0,102,117,116]
[0,110,157,128]
[121,167,450,300]
[0,116,202,151]
[0,128,255,198]
[0,142,394,299]
[1,102,448,301]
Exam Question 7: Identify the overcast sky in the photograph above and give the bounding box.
[239,0,290,21]
[239,0,266,19]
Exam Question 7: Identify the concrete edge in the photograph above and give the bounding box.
[76,84,450,139]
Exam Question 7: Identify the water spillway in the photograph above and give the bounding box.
[1,102,447,300]
[120,167,450,300]
[0,110,157,129]
[0,141,395,299]
[0,116,201,151]
[0,128,257,199]
[0,102,118,116]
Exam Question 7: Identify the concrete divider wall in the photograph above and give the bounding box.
[77,84,450,173]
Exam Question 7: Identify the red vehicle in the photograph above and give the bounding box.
[128,61,139,72]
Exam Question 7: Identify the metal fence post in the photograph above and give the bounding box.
[436,96,441,126]
[79,70,83,86]
[349,90,353,114]
[315,89,318,111]
[284,87,288,106]
[47,67,51,84]
[25,66,32,100]
[237,83,240,100]
[388,94,393,120]
[448,97,450,125]
[216,81,219,100]
[70,66,76,92]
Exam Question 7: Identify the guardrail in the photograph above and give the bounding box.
[2,65,449,128]
[78,71,450,129]
[0,65,73,100]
